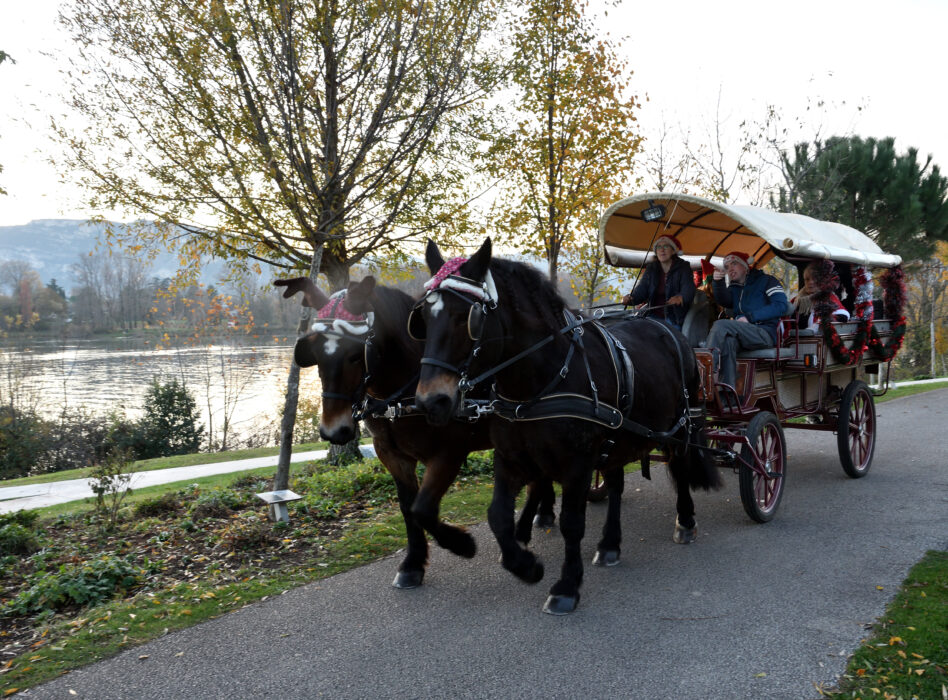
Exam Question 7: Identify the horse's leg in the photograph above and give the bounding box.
[534,478,556,529]
[543,468,592,615]
[669,449,698,544]
[488,456,544,583]
[515,478,556,545]
[375,446,428,588]
[592,465,624,566]
[410,454,476,558]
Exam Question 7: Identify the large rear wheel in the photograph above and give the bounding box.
[739,411,786,523]
[837,380,876,478]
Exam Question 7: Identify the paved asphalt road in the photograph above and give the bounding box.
[0,446,377,514]
[19,390,948,699]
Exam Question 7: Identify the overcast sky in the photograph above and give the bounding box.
[1,0,946,227]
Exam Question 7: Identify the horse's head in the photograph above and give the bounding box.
[276,275,377,444]
[412,238,497,426]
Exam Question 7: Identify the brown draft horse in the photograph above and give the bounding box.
[275,276,555,589]
[412,239,721,614]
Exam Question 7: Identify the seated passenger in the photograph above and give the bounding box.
[706,251,789,391]
[620,234,695,330]
[790,260,850,331]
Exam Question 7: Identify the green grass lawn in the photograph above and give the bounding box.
[823,550,948,698]
[0,440,366,488]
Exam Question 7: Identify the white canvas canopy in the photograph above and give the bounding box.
[600,193,902,269]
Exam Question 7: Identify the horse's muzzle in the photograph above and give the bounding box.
[319,420,356,445]
[416,391,458,427]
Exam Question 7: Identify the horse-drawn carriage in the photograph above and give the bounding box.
[598,192,906,522]
[281,191,906,614]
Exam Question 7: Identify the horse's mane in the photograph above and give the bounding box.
[369,285,419,357]
[489,258,566,331]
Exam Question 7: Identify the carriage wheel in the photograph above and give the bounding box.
[738,411,786,523]
[837,380,876,478]
[587,470,608,502]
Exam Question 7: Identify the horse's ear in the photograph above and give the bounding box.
[345,276,376,314]
[274,277,329,309]
[460,238,492,281]
[425,239,445,275]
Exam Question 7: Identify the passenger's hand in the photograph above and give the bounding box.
[713,268,725,280]
[736,315,749,323]
[668,295,683,306]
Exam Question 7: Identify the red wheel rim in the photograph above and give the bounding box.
[753,423,784,514]
[848,389,875,471]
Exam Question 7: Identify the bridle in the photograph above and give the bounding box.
[309,290,377,408]
[408,257,499,391]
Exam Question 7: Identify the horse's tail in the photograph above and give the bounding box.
[685,412,723,491]
[676,344,722,491]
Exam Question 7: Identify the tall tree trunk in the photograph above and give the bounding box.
[931,293,936,378]
[273,248,323,491]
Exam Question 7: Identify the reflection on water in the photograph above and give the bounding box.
[0,337,323,445]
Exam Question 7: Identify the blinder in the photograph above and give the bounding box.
[408,300,427,341]
[407,295,487,342]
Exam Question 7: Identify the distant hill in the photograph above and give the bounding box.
[0,219,224,294]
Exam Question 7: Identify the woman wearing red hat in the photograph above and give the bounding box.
[621,233,695,330]
[791,259,850,331]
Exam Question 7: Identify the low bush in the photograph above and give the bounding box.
[460,451,493,477]
[3,555,144,616]
[135,378,204,458]
[0,510,39,529]
[0,523,41,555]
[0,405,49,479]
[189,489,245,521]
[134,492,182,518]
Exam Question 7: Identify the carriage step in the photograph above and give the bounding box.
[710,451,736,468]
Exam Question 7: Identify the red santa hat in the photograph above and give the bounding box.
[722,251,754,271]
[653,234,682,254]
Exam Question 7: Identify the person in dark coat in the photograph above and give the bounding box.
[706,251,789,392]
[621,233,695,330]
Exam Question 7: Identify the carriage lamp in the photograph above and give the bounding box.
[256,489,302,523]
[641,199,667,222]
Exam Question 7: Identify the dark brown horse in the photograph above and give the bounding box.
[276,276,554,589]
[411,239,721,613]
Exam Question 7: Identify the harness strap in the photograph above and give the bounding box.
[354,372,421,421]
[458,312,591,392]
[490,393,689,441]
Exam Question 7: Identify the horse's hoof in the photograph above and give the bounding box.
[592,549,620,567]
[392,570,424,589]
[507,555,544,584]
[532,513,556,529]
[542,593,579,615]
[448,531,477,559]
[673,516,698,544]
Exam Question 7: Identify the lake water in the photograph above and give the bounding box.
[0,336,324,446]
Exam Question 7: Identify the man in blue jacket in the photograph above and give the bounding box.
[708,251,790,392]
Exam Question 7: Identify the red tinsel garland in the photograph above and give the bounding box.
[817,264,905,365]
[868,267,907,362]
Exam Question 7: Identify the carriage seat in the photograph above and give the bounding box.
[681,289,713,347]
[737,346,799,360]
[736,316,800,360]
